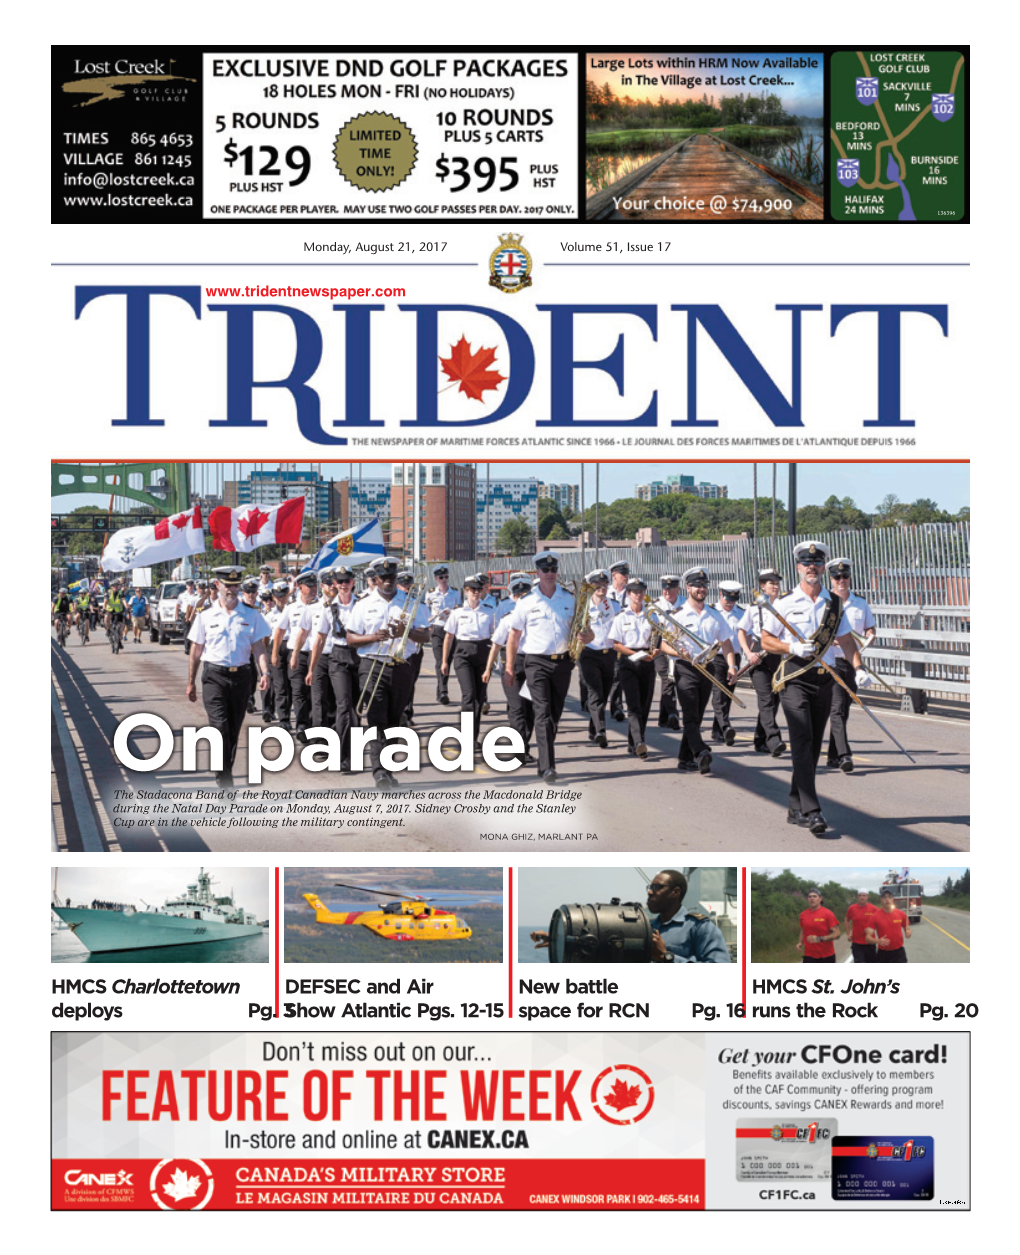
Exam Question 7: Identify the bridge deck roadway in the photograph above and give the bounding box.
[51,636,969,855]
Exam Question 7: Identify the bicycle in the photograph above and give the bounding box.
[77,614,89,645]
[108,617,124,654]
[54,615,69,648]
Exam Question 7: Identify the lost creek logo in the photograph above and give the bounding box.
[62,57,196,107]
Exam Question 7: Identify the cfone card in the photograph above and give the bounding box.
[736,1119,837,1181]
[832,1136,934,1200]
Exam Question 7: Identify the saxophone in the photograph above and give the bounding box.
[567,581,598,661]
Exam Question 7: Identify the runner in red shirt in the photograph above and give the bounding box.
[845,888,880,964]
[797,889,840,963]
[866,889,912,963]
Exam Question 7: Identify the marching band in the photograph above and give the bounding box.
[181,543,889,831]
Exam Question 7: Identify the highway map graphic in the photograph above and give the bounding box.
[830,50,966,221]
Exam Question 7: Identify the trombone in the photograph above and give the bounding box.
[641,595,745,708]
[355,578,426,718]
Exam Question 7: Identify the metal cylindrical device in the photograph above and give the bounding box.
[547,899,654,963]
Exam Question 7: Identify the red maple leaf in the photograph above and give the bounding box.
[170,512,191,530]
[439,336,506,403]
[237,506,270,539]
[603,1077,643,1113]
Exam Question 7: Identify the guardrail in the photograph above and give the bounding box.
[864,606,970,712]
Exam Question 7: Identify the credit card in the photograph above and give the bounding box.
[735,1119,837,1181]
[831,1136,934,1200]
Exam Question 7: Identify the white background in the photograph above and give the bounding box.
[24,10,996,1249]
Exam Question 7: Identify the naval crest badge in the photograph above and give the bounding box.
[489,233,532,293]
[338,535,354,556]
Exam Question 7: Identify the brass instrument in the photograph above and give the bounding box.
[355,580,426,718]
[567,581,599,662]
[641,595,745,707]
[757,595,915,764]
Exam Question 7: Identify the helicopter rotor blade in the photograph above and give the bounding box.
[332,882,428,900]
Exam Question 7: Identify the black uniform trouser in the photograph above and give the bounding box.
[523,654,573,775]
[431,627,449,699]
[289,651,312,732]
[271,646,292,725]
[608,655,624,717]
[328,645,361,761]
[453,640,491,743]
[579,649,615,737]
[501,653,534,752]
[619,657,656,749]
[654,651,677,723]
[405,649,423,721]
[358,656,415,777]
[801,954,836,964]
[778,670,833,815]
[674,663,713,764]
[750,657,783,750]
[201,664,250,773]
[876,947,908,964]
[711,651,741,737]
[851,941,878,964]
[827,657,857,760]
[311,651,336,729]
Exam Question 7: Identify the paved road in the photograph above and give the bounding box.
[767,906,970,965]
[51,634,970,854]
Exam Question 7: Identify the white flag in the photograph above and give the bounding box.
[101,506,205,572]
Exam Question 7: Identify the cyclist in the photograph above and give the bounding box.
[103,582,127,648]
[51,586,73,643]
[74,586,92,643]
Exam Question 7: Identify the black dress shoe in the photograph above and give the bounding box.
[657,720,671,728]
[825,758,839,769]
[754,742,767,753]
[636,742,648,759]
[710,734,724,744]
[771,742,786,757]
[839,755,854,774]
[522,752,536,765]
[596,733,608,749]
[215,772,232,789]
[698,750,713,775]
[542,769,559,785]
[668,714,681,730]
[627,746,636,756]
[340,759,352,774]
[438,695,450,706]
[374,771,397,791]
[481,703,491,715]
[723,727,736,746]
[787,808,807,826]
[611,709,625,722]
[805,811,828,834]
[262,712,273,723]
[677,759,695,773]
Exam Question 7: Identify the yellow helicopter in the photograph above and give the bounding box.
[302,883,473,941]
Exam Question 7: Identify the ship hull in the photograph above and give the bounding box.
[52,908,263,954]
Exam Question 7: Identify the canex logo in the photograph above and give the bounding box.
[65,1168,133,1185]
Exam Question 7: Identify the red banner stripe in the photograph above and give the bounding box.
[274,496,305,544]
[53,1158,705,1211]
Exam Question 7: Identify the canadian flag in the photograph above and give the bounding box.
[208,497,306,552]
[101,506,205,572]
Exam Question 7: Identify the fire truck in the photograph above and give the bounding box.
[881,870,923,924]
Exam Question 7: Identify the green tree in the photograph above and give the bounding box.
[538,497,568,540]
[496,516,535,555]
[874,493,902,525]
